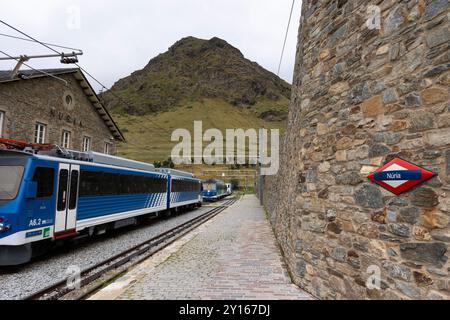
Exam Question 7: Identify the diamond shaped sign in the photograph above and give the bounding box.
[368,158,436,196]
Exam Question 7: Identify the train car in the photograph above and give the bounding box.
[202,179,228,201]
[0,148,200,266]
[156,168,202,210]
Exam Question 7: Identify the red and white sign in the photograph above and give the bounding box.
[368,158,436,195]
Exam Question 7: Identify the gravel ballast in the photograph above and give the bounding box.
[0,205,217,300]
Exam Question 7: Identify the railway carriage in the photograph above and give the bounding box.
[157,169,202,210]
[0,149,202,266]
[201,179,228,201]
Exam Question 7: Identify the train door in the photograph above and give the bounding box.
[54,163,80,238]
[167,175,172,210]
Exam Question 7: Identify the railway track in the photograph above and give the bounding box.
[24,198,237,300]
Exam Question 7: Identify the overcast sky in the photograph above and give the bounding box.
[1,0,302,92]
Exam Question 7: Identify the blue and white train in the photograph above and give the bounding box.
[0,149,202,266]
[202,179,228,201]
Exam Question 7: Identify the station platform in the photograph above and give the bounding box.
[90,195,313,300]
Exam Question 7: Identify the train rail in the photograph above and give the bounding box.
[23,198,237,300]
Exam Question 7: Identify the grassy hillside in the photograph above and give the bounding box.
[114,97,287,164]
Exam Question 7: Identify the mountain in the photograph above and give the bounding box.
[101,36,291,120]
[101,36,291,163]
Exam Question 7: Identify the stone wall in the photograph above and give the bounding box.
[0,73,117,154]
[268,0,450,300]
[262,173,279,224]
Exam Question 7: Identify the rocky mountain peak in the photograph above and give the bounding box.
[102,36,290,116]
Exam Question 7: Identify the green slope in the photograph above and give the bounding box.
[114,98,287,163]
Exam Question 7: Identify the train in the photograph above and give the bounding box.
[0,148,202,266]
[202,179,229,201]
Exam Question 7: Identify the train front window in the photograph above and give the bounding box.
[0,166,24,200]
[202,183,216,191]
[33,167,55,198]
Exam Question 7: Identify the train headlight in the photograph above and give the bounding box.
[0,217,11,233]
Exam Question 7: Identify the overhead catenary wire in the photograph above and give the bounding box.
[70,63,176,137]
[0,19,63,55]
[75,66,180,136]
[0,50,68,85]
[277,0,296,77]
[0,19,174,136]
[0,32,83,53]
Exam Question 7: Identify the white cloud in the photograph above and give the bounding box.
[0,0,302,91]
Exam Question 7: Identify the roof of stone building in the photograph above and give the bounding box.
[0,68,125,142]
[0,68,81,82]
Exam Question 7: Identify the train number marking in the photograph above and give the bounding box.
[28,218,43,227]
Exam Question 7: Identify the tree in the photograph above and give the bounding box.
[230,178,240,190]
[162,158,175,169]
[154,158,175,169]
[153,161,162,168]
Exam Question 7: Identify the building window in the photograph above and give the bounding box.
[63,92,75,109]
[0,111,4,138]
[83,136,91,152]
[62,130,71,149]
[65,94,73,106]
[35,123,46,144]
[104,142,111,155]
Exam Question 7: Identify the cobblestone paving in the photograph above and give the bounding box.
[115,195,313,300]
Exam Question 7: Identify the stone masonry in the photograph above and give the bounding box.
[0,71,122,153]
[264,0,450,299]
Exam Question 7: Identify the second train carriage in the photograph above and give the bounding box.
[0,149,202,266]
[201,179,228,201]
[156,168,203,210]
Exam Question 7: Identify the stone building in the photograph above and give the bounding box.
[264,0,450,299]
[0,68,124,153]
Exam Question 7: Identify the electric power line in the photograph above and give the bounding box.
[277,0,296,77]
[0,19,174,136]
[0,32,83,53]
[0,50,68,85]
[0,19,62,55]
[73,64,182,136]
